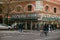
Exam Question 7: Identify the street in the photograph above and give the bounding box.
[0,30,60,40]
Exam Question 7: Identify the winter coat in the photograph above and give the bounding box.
[43,24,49,31]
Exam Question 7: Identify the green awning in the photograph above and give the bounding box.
[4,18,8,20]
[4,17,38,21]
[26,17,38,20]
[42,17,56,21]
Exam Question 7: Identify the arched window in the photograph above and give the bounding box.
[54,8,56,13]
[45,6,49,12]
[16,6,21,12]
[28,5,32,11]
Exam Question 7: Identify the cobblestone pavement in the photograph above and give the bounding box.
[0,30,60,40]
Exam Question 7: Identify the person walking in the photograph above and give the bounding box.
[50,23,55,32]
[48,23,51,32]
[40,24,44,37]
[37,23,40,31]
[32,24,35,31]
[18,23,23,32]
[53,24,57,31]
[43,23,49,36]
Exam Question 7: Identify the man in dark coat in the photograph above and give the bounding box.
[53,24,57,30]
[43,23,49,36]
[18,23,23,32]
[37,23,40,31]
[50,24,54,32]
[50,24,56,32]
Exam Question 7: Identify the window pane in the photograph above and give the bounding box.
[28,5,32,11]
[54,8,56,13]
[45,6,49,12]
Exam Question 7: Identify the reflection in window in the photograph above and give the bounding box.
[54,8,56,13]
[28,5,32,11]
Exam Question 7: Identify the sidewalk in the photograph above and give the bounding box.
[0,29,60,40]
[0,29,60,34]
[0,30,39,34]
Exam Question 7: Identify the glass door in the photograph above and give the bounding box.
[27,21,31,30]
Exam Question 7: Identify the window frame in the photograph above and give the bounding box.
[28,5,32,11]
[54,7,57,13]
[45,6,49,12]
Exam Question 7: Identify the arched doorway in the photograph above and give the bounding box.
[0,16,3,23]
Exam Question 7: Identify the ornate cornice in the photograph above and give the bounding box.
[44,0,60,6]
[0,0,35,4]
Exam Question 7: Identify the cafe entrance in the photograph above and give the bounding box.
[8,13,38,30]
[17,20,37,30]
[21,21,37,30]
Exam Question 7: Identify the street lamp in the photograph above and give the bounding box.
[4,0,10,25]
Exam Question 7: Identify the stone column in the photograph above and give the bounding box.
[25,21,27,30]
[31,21,32,30]
[2,15,5,24]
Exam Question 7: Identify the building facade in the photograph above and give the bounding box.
[0,0,60,29]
